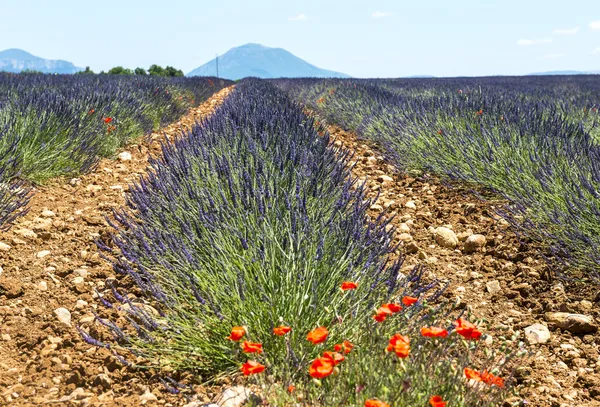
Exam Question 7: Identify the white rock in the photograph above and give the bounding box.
[86,185,103,193]
[377,175,394,183]
[0,242,11,251]
[397,233,412,242]
[405,200,416,209]
[36,250,51,259]
[41,210,56,218]
[398,223,411,233]
[486,280,501,294]
[72,276,85,285]
[524,323,551,344]
[118,151,132,161]
[54,308,72,327]
[38,281,48,291]
[216,386,259,407]
[139,391,158,404]
[15,228,37,239]
[434,227,458,248]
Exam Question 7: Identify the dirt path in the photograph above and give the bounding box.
[0,86,233,406]
[325,124,600,407]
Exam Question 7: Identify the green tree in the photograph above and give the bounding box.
[108,66,133,75]
[164,66,184,77]
[134,67,147,75]
[148,64,165,76]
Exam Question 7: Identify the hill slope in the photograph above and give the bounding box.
[187,43,350,79]
[0,49,82,74]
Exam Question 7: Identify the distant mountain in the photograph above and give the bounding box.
[406,75,436,78]
[528,70,600,76]
[187,43,350,80]
[0,49,82,74]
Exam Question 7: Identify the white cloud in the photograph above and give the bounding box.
[593,47,600,55]
[590,20,600,31]
[542,53,566,59]
[553,27,580,35]
[288,13,308,21]
[372,11,392,18]
[517,38,553,46]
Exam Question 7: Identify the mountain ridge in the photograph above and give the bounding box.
[187,43,350,80]
[0,48,82,74]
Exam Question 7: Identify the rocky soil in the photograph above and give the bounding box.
[0,89,598,407]
[326,124,600,407]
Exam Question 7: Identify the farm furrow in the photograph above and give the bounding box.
[0,86,233,406]
[323,123,600,407]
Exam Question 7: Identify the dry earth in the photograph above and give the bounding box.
[0,87,233,407]
[0,88,599,407]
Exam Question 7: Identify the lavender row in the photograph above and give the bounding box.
[0,73,230,228]
[275,76,600,280]
[93,79,435,375]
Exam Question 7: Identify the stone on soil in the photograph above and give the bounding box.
[545,312,598,334]
[434,227,458,248]
[464,234,486,252]
[0,242,11,251]
[36,250,51,258]
[377,175,393,183]
[92,374,112,389]
[405,200,416,209]
[216,386,260,407]
[139,391,158,404]
[524,323,551,344]
[118,151,132,161]
[486,280,501,294]
[54,308,72,327]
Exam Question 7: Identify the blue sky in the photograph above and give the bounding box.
[1,0,599,77]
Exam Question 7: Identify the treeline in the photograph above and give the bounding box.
[77,65,184,77]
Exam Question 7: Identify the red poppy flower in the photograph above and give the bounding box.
[437,130,443,135]
[341,281,358,291]
[455,318,482,340]
[287,384,295,393]
[307,326,328,344]
[464,367,482,381]
[334,340,354,354]
[273,325,291,336]
[88,109,95,115]
[373,313,387,323]
[480,370,504,388]
[104,117,113,123]
[241,361,265,376]
[421,326,449,338]
[323,351,345,366]
[227,326,246,341]
[386,303,402,312]
[309,357,334,378]
[373,303,401,322]
[365,400,390,407]
[402,296,418,306]
[430,395,447,407]
[386,334,410,358]
[476,109,483,115]
[241,341,263,354]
